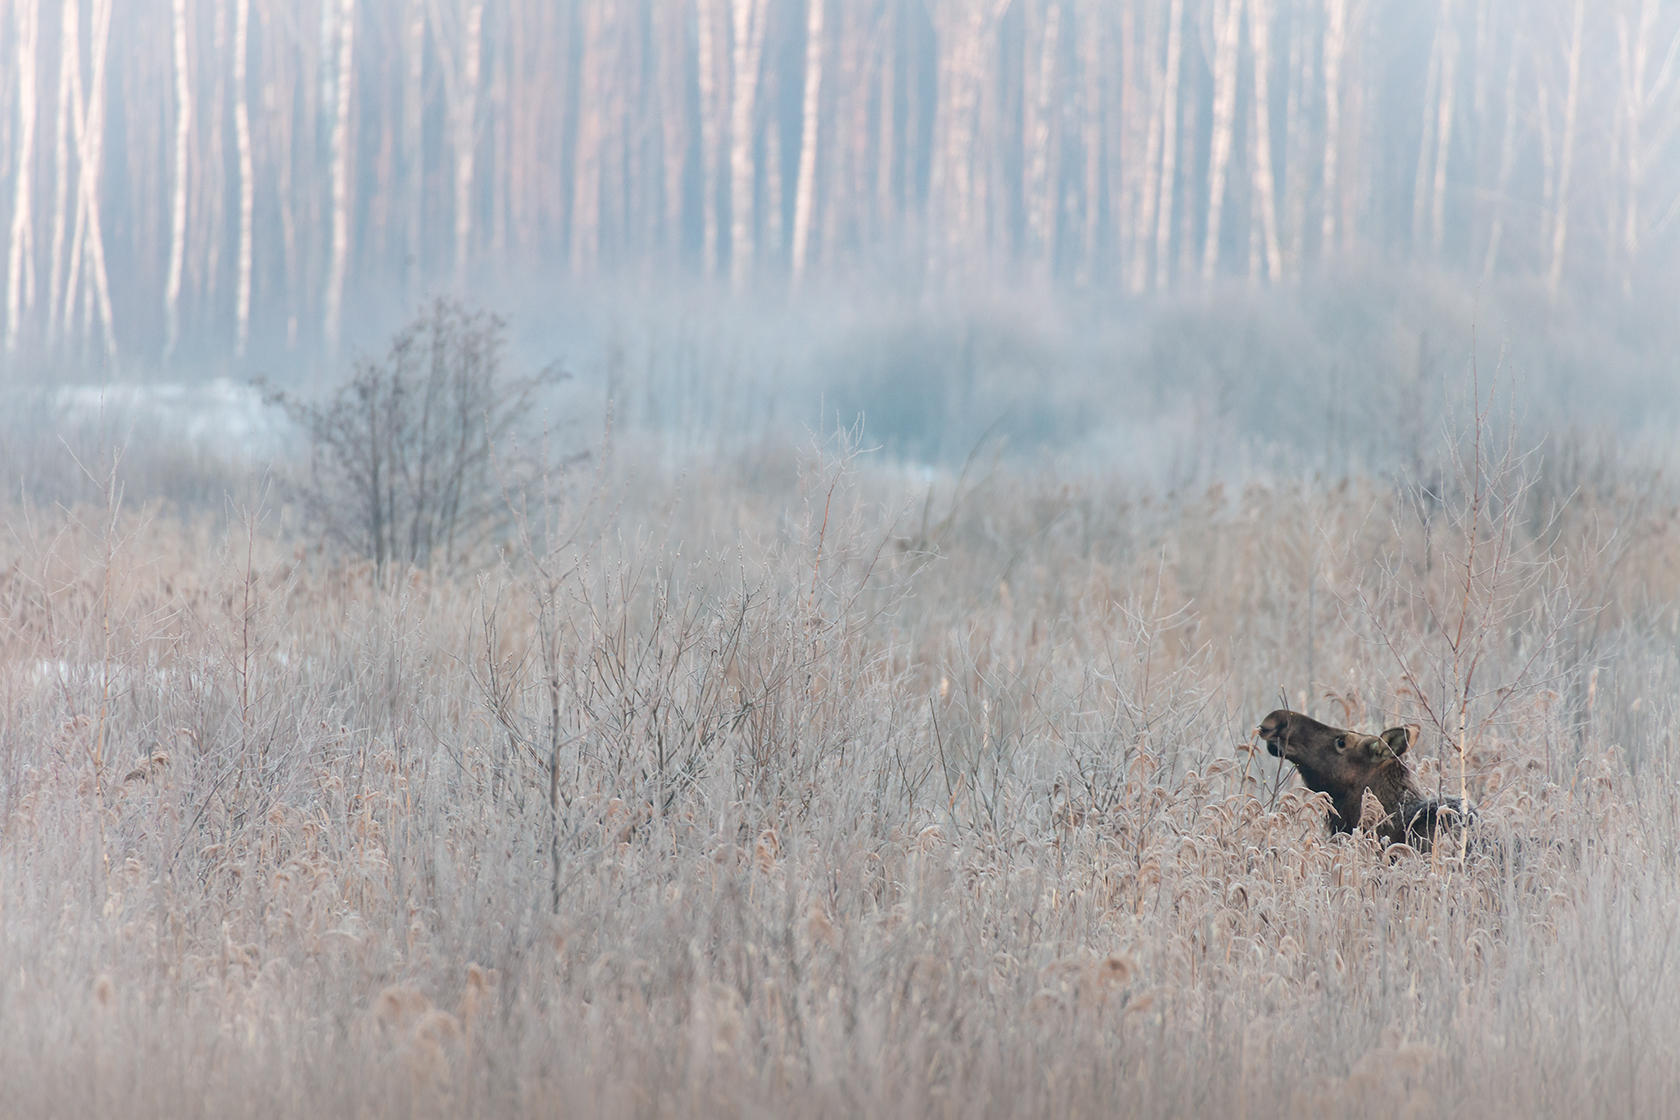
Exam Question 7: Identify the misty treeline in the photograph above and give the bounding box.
[2,0,1678,369]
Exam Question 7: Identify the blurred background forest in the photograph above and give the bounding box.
[4,0,1679,348]
[2,0,1680,471]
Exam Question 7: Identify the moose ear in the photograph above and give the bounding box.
[1380,726,1412,757]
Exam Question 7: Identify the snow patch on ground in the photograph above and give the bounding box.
[47,379,291,462]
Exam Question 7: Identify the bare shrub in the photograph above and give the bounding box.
[261,298,565,574]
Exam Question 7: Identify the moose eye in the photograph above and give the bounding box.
[1334,736,1347,751]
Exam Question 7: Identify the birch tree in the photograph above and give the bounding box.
[697,0,724,276]
[728,0,770,287]
[1321,0,1348,253]
[1282,0,1316,274]
[1413,0,1459,254]
[403,0,426,295]
[1126,0,1164,292]
[1614,0,1680,293]
[1481,31,1519,282]
[1548,0,1585,297]
[50,0,116,358]
[46,0,76,344]
[234,0,254,355]
[1249,0,1282,281]
[791,0,824,283]
[1023,0,1062,274]
[655,0,689,261]
[165,0,193,359]
[1202,0,1243,281]
[1154,0,1184,290]
[1074,0,1104,284]
[432,0,485,289]
[324,0,356,355]
[926,0,1009,280]
[571,0,613,275]
[5,0,39,353]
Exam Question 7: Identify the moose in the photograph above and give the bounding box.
[1257,709,1471,852]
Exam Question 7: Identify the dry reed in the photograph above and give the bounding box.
[1,425,1677,1119]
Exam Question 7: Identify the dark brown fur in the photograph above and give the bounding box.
[1256,709,1467,850]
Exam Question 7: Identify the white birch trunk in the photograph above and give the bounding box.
[324,0,356,355]
[876,4,895,234]
[1412,0,1456,254]
[791,0,824,284]
[78,0,114,359]
[1153,0,1184,291]
[1615,0,1665,293]
[1201,0,1243,281]
[54,0,114,358]
[1128,2,1163,293]
[404,0,426,295]
[432,0,484,288]
[927,1,1008,280]
[1548,0,1584,298]
[728,0,770,288]
[234,0,253,356]
[165,0,192,358]
[1283,0,1315,276]
[1429,4,1458,252]
[1480,36,1518,283]
[656,0,688,258]
[1075,0,1102,285]
[570,0,608,274]
[1024,0,1062,275]
[5,0,39,353]
[764,110,782,256]
[697,0,722,276]
[1321,0,1347,253]
[1248,0,1281,281]
[46,0,75,342]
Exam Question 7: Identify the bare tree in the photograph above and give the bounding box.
[262,299,567,574]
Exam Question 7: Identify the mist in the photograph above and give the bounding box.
[1,0,1677,483]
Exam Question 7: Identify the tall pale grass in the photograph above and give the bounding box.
[2,426,1677,1119]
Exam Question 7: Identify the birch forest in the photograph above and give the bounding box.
[3,0,1679,369]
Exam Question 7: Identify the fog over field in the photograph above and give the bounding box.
[4,2,1680,1118]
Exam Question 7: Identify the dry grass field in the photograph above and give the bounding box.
[3,415,1679,1119]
